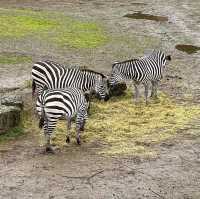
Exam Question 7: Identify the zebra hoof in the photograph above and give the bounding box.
[76,138,81,145]
[66,136,70,143]
[80,126,84,131]
[45,146,55,154]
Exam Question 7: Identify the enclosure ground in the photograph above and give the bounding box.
[0,0,200,198]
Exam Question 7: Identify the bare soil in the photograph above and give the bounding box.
[0,0,200,198]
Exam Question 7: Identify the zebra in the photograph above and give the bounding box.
[32,60,110,101]
[36,88,89,152]
[109,50,171,104]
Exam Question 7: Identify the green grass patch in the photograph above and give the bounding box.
[0,127,24,142]
[51,90,200,157]
[0,8,108,49]
[0,52,32,64]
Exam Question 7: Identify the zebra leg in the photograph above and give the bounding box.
[150,81,158,99]
[144,84,149,105]
[80,119,85,131]
[66,118,71,143]
[133,83,139,104]
[44,119,57,153]
[150,81,155,98]
[76,118,83,145]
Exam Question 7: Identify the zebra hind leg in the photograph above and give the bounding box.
[76,128,81,145]
[45,133,54,153]
[76,120,82,145]
[44,120,57,154]
[66,118,71,143]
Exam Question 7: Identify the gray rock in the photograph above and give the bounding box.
[1,95,23,109]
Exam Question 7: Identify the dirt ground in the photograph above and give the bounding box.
[0,0,200,198]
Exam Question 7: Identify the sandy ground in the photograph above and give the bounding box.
[0,0,200,198]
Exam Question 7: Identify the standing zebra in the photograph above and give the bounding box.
[109,50,171,104]
[32,60,110,101]
[36,88,89,152]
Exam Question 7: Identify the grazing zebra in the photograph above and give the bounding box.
[36,88,89,152]
[109,50,171,104]
[32,60,110,101]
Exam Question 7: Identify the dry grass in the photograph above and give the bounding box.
[47,89,200,157]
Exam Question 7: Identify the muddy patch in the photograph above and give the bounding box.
[175,44,200,54]
[124,12,168,22]
[130,2,147,6]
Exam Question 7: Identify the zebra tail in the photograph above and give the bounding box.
[39,105,45,129]
[32,80,36,97]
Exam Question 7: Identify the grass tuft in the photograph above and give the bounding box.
[0,127,24,142]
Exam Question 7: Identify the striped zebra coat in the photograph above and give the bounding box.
[32,60,110,101]
[109,50,171,104]
[36,88,89,152]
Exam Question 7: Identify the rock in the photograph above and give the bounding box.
[109,83,127,97]
[0,93,23,134]
[0,105,21,134]
[1,95,23,109]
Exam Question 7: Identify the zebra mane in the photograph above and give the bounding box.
[81,69,106,78]
[112,58,139,68]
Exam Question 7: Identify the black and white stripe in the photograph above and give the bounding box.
[109,50,171,104]
[36,88,89,152]
[32,60,109,101]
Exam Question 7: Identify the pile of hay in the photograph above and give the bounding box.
[42,89,200,156]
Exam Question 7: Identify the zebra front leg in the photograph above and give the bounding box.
[66,118,71,143]
[150,81,158,99]
[144,84,149,105]
[133,83,139,104]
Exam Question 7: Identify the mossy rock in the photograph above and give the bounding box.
[0,105,21,134]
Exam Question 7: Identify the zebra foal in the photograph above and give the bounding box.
[32,60,110,101]
[109,50,171,104]
[36,88,89,152]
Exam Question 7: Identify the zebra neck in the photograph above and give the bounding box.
[79,72,95,91]
[119,63,134,80]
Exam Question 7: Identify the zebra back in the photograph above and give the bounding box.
[110,50,171,84]
[32,61,110,100]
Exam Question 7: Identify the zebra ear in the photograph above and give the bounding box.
[166,55,171,61]
[112,63,117,68]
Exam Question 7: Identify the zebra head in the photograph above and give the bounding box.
[109,63,124,86]
[94,74,110,101]
[154,50,172,67]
